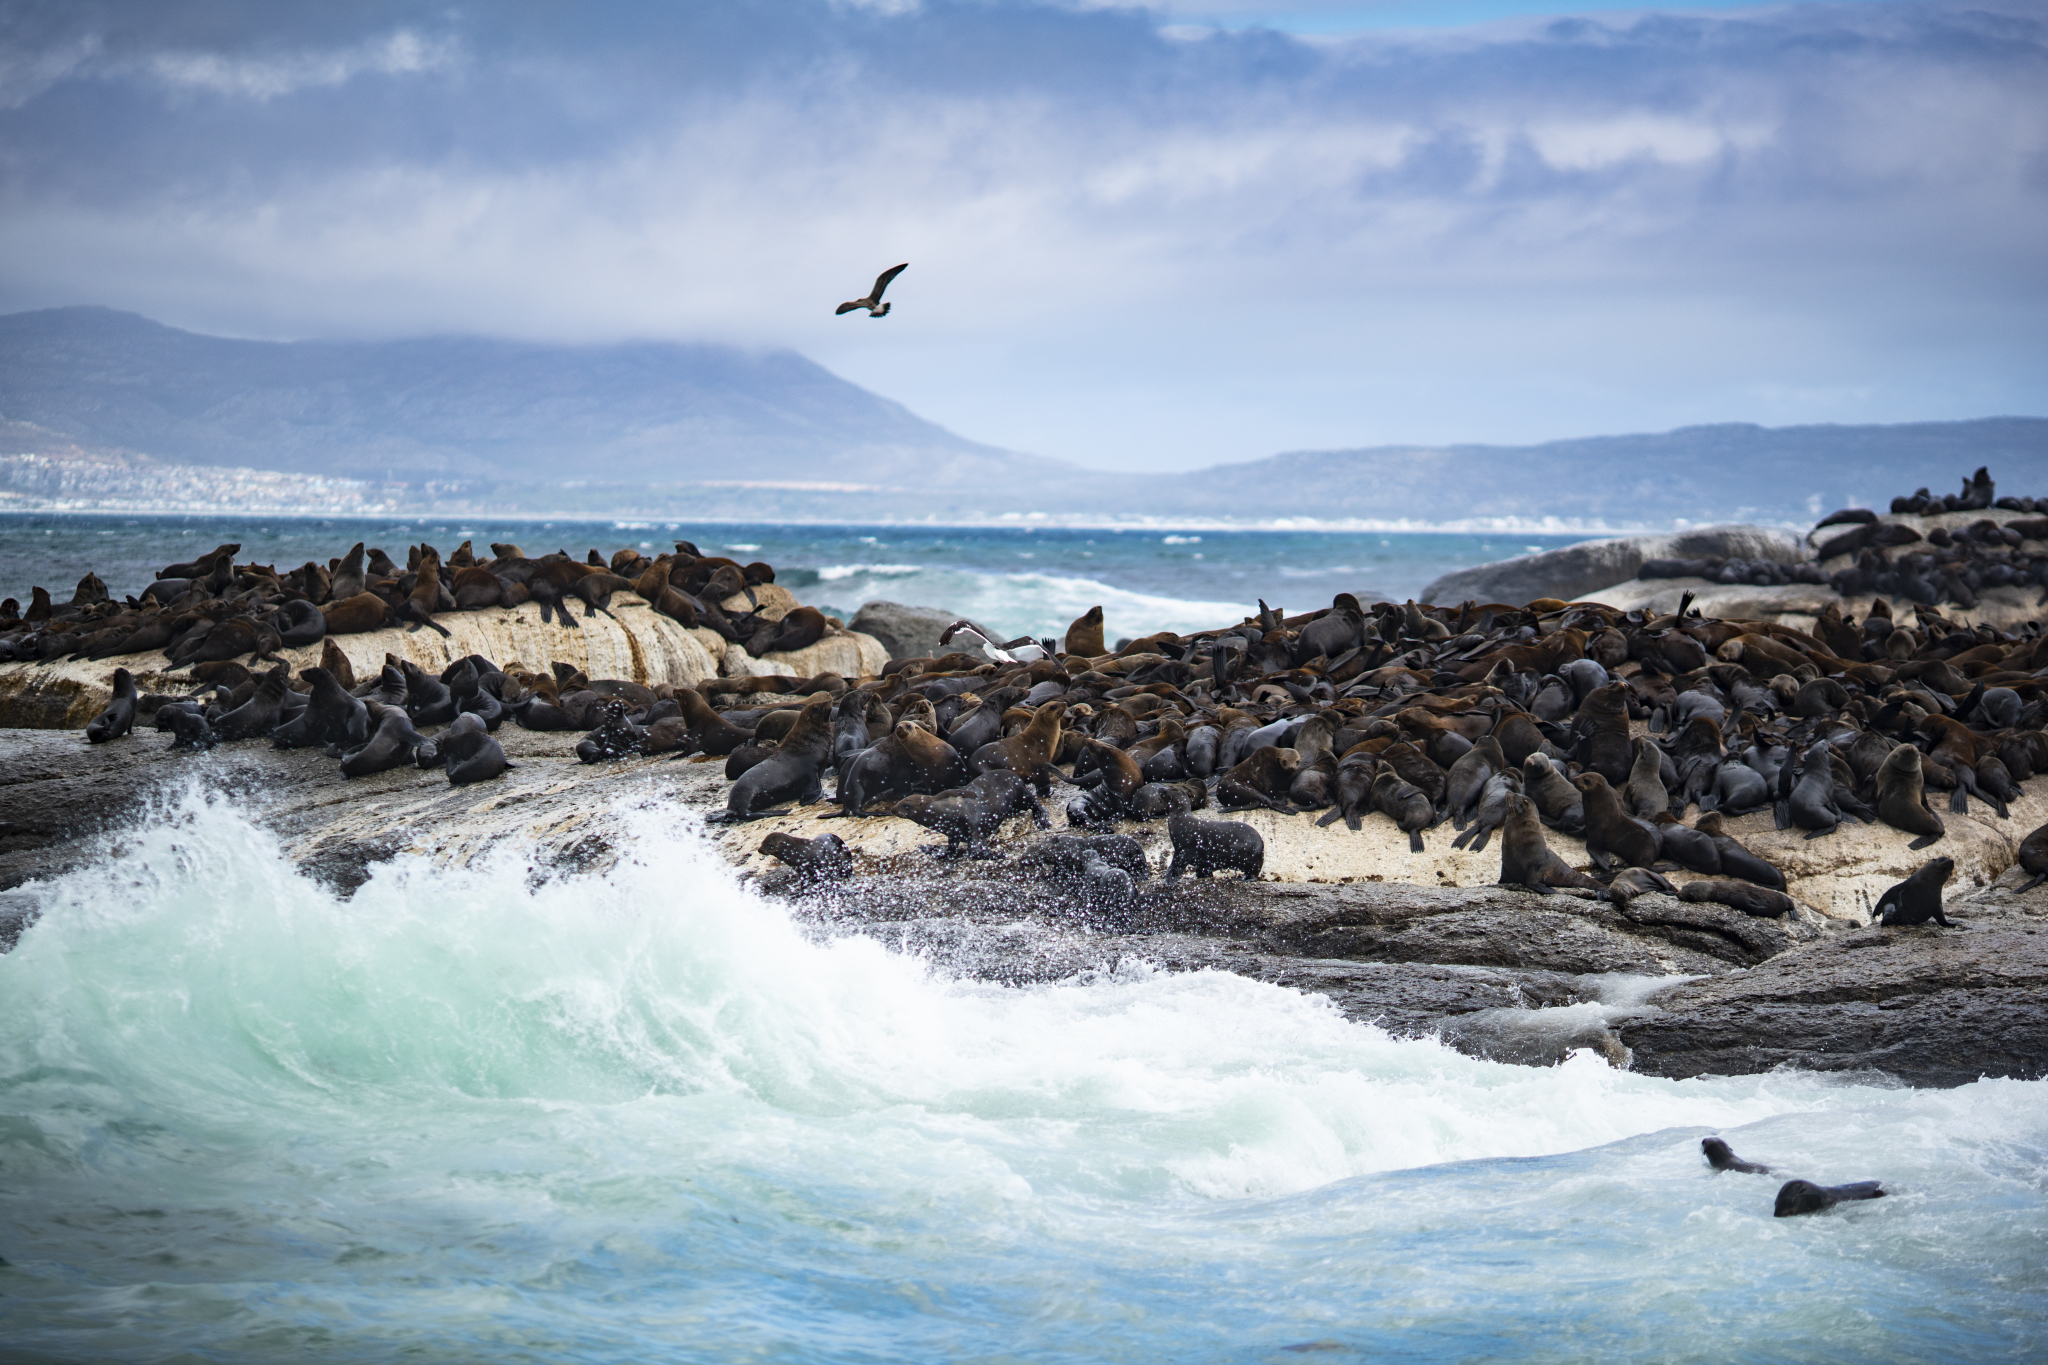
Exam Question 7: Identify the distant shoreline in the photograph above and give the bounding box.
[0,504,1733,538]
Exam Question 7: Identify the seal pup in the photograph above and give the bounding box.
[1774,1179,1886,1217]
[1165,812,1264,880]
[836,262,907,317]
[760,831,853,885]
[1873,856,1957,927]
[894,770,1051,857]
[719,696,835,819]
[1497,793,1604,895]
[1701,1138,1772,1174]
[85,667,138,743]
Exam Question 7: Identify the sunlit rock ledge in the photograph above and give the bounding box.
[0,585,887,729]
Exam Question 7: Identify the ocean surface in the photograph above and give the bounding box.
[0,792,2043,1362]
[0,512,1590,641]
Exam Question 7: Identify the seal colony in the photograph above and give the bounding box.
[7,470,2047,942]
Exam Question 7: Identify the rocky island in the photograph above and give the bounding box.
[4,486,2046,1090]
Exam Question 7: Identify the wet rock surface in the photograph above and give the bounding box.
[4,727,2037,1085]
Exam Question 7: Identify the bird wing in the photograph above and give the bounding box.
[870,262,908,301]
[835,301,864,315]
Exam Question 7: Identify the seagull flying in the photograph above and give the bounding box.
[836,262,907,317]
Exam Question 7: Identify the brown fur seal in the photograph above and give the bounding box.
[1689,812,1785,890]
[1678,877,1796,917]
[318,639,357,692]
[1064,606,1106,658]
[1874,744,1947,850]
[85,667,138,743]
[1571,681,1634,787]
[1522,753,1584,834]
[895,770,1051,857]
[213,663,293,741]
[760,831,853,884]
[747,606,828,659]
[978,700,1066,793]
[1873,856,1956,926]
[1165,811,1264,880]
[1572,772,1660,870]
[340,704,428,777]
[1315,749,1379,830]
[1624,738,1670,820]
[1775,1179,1885,1217]
[323,592,390,635]
[720,696,834,819]
[2016,822,2048,892]
[1446,736,1506,829]
[1497,793,1604,894]
[1702,1137,1773,1174]
[1216,746,1299,811]
[1370,768,1435,852]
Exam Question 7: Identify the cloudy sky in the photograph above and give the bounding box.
[0,0,2041,470]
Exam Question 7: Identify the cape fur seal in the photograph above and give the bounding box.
[760,831,853,884]
[1497,793,1602,895]
[720,696,834,819]
[1774,1179,1886,1217]
[1874,744,1947,850]
[1702,1138,1772,1174]
[85,668,138,743]
[1873,856,1957,926]
[894,770,1051,856]
[1165,812,1264,880]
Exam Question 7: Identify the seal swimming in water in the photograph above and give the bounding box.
[1774,1179,1886,1217]
[1702,1138,1773,1174]
[1872,856,1957,927]
[1165,812,1264,880]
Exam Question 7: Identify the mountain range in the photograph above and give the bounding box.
[2,307,2043,527]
